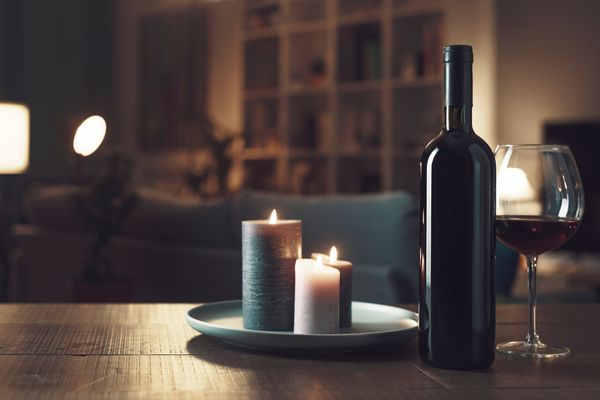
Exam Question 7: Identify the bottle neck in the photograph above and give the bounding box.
[443,55,473,132]
[444,106,472,131]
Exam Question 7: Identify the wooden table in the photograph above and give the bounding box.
[0,304,599,399]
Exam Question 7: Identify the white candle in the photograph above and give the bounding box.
[312,246,353,329]
[294,256,340,334]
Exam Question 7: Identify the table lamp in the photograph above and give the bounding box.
[0,103,29,173]
[0,102,29,300]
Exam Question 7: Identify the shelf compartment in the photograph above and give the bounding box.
[393,158,419,196]
[394,0,443,17]
[338,0,382,18]
[393,86,441,149]
[391,76,441,88]
[337,23,382,82]
[244,98,280,149]
[392,12,443,80]
[289,94,331,150]
[337,91,382,151]
[287,157,329,195]
[337,155,382,193]
[244,1,281,31]
[337,80,382,93]
[243,159,279,191]
[289,30,330,91]
[289,0,328,23]
[245,37,279,90]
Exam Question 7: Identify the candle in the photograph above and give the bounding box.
[242,209,301,331]
[294,256,340,334]
[312,246,353,329]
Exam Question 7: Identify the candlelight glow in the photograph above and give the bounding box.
[269,209,278,224]
[316,255,323,269]
[330,246,337,263]
[73,115,106,156]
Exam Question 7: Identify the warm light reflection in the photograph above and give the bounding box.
[0,103,29,173]
[316,255,323,269]
[329,246,337,263]
[73,115,106,156]
[497,167,534,201]
[269,209,277,224]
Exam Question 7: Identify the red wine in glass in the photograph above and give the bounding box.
[495,144,584,359]
[496,215,581,256]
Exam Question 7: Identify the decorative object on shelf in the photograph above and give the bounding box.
[71,116,137,300]
[309,57,327,88]
[294,255,340,334]
[312,246,353,329]
[242,210,302,331]
[182,116,241,198]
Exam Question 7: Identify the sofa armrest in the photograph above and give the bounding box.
[353,264,417,305]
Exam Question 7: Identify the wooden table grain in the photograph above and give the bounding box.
[0,304,598,399]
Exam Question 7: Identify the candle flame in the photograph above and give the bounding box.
[269,209,277,224]
[329,246,337,263]
[316,255,323,269]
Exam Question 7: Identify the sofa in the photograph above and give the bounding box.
[9,188,421,304]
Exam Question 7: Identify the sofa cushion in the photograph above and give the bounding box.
[123,190,234,248]
[23,184,85,231]
[24,185,234,249]
[231,190,419,270]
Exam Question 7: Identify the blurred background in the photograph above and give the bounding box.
[0,0,598,304]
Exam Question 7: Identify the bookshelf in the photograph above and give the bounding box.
[241,0,444,195]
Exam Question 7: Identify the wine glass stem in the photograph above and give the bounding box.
[525,255,541,346]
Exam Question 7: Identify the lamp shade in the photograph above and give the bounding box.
[73,115,106,157]
[0,103,29,173]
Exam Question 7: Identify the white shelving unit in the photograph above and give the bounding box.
[241,0,444,195]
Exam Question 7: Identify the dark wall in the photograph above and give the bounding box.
[1,0,116,180]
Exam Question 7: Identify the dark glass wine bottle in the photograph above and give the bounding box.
[418,45,496,370]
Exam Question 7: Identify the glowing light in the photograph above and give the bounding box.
[329,246,337,263]
[497,167,534,201]
[316,255,323,269]
[269,209,277,224]
[73,115,106,156]
[0,103,29,173]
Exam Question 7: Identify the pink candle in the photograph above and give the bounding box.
[294,256,340,334]
[312,246,353,329]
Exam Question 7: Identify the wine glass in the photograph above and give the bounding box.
[495,144,584,358]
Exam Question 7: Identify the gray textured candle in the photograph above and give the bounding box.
[242,212,301,331]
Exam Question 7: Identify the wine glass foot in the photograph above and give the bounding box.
[496,341,570,359]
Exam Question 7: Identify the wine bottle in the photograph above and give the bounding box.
[418,45,496,370]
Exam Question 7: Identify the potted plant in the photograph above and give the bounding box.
[71,149,137,302]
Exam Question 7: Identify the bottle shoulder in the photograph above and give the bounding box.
[421,129,494,162]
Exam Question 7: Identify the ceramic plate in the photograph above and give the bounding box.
[186,300,418,351]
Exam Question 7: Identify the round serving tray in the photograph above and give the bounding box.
[186,300,418,352]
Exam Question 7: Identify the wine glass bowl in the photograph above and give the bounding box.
[495,144,584,358]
